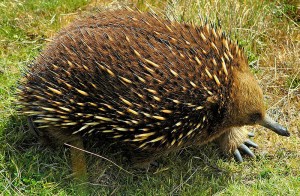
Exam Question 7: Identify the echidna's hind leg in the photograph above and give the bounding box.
[69,138,88,181]
[28,117,88,181]
[217,127,258,162]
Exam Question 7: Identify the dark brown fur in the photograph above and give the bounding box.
[19,9,268,166]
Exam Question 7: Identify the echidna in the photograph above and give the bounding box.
[18,9,289,172]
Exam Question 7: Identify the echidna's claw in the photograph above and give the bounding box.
[239,144,255,157]
[245,139,258,148]
[248,132,255,137]
[233,149,243,162]
[150,161,159,167]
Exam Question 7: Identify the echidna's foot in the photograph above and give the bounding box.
[233,137,258,162]
[130,160,160,174]
[150,160,160,168]
[27,116,40,137]
[27,116,52,145]
[217,127,258,162]
[127,150,161,171]
[131,159,157,169]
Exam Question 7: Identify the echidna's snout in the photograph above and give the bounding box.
[259,115,290,136]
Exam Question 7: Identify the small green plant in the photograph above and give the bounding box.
[287,76,300,89]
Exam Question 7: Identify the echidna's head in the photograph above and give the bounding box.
[226,66,290,137]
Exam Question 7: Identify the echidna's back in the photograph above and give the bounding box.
[19,9,243,149]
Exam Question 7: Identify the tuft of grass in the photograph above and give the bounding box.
[0,0,299,195]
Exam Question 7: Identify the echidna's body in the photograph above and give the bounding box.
[18,10,289,167]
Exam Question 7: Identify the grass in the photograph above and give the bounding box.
[0,0,299,195]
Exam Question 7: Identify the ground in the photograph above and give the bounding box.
[0,0,299,195]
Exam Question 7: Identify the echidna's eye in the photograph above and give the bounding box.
[250,112,262,123]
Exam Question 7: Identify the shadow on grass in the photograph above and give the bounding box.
[2,114,233,195]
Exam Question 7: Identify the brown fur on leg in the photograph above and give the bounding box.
[69,138,88,181]
[28,117,88,182]
[217,127,249,155]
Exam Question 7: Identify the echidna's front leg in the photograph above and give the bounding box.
[217,127,258,162]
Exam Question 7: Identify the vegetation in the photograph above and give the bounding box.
[0,0,299,195]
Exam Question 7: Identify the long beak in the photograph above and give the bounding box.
[259,115,290,137]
